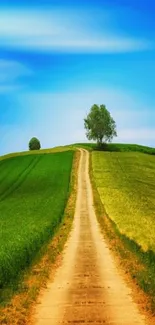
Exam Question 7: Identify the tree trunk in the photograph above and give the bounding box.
[97,137,103,149]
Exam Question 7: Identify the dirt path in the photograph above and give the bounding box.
[34,149,147,325]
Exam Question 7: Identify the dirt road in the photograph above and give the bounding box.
[34,149,147,325]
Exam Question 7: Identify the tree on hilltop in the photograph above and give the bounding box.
[84,104,117,146]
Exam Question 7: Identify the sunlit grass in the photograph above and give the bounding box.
[0,146,72,162]
[92,151,155,252]
[72,142,155,154]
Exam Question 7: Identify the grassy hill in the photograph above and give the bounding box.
[0,149,74,295]
[0,141,155,306]
[92,151,155,252]
[72,142,155,155]
[71,142,155,252]
[0,146,71,162]
[90,143,155,310]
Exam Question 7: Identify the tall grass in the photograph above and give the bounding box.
[0,151,74,291]
[92,151,155,251]
[91,150,155,311]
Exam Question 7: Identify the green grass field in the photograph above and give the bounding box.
[72,142,155,155]
[0,146,72,162]
[0,150,74,290]
[92,151,155,252]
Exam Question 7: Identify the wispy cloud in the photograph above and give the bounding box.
[0,9,152,53]
[0,59,32,93]
[0,60,31,83]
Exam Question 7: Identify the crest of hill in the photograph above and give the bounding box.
[71,143,155,155]
[0,143,155,162]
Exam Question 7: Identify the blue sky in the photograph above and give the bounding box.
[0,0,155,154]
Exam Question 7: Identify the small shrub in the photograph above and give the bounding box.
[29,137,41,151]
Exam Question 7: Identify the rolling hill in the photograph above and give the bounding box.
[0,149,74,293]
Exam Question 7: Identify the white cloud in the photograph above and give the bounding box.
[0,9,152,53]
[0,59,32,93]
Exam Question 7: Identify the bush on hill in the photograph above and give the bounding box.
[29,137,41,151]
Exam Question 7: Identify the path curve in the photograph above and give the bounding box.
[34,149,147,325]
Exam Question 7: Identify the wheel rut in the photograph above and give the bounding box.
[34,149,147,325]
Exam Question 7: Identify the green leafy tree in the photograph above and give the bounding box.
[29,137,41,151]
[84,104,117,145]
